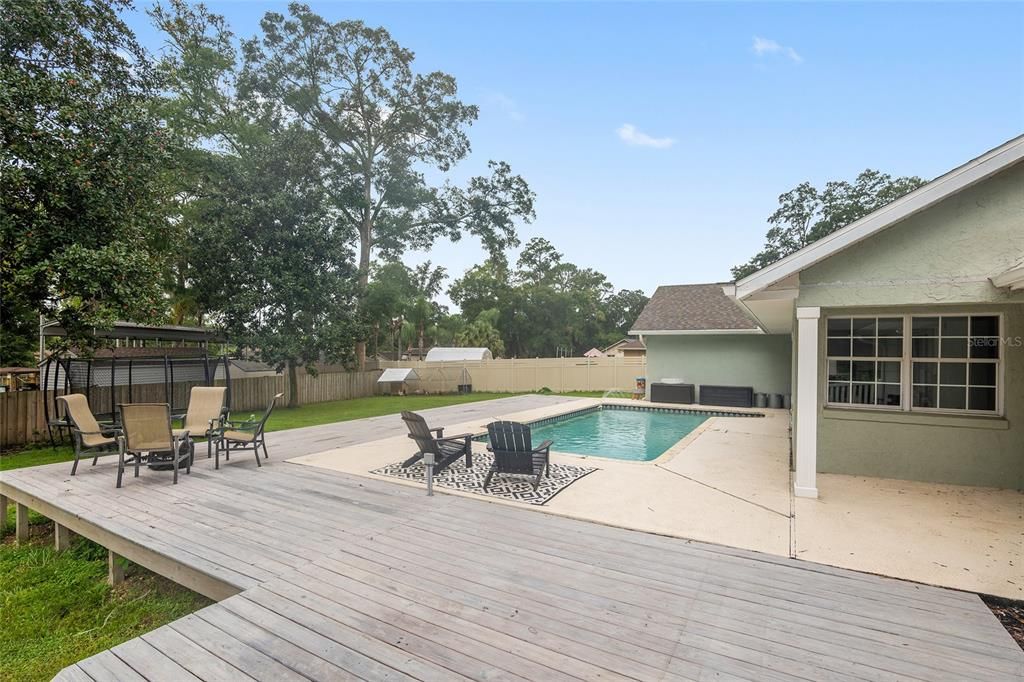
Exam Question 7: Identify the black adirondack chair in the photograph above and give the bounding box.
[484,421,552,491]
[401,411,473,474]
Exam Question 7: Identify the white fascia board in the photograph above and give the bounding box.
[991,263,1024,290]
[628,328,763,336]
[734,135,1024,300]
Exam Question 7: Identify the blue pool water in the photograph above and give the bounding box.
[527,407,708,462]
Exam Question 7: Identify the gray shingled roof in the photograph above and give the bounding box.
[630,283,760,332]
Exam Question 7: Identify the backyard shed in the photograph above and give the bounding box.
[377,367,420,395]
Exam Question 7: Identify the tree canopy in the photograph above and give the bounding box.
[731,170,926,280]
[449,238,648,358]
[1,0,176,359]
[151,0,363,405]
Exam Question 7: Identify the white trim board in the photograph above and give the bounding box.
[991,261,1024,290]
[734,135,1024,300]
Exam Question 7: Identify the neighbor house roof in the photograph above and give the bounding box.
[601,338,646,352]
[732,134,1024,300]
[629,283,761,335]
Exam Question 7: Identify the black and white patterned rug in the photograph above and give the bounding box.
[371,453,598,505]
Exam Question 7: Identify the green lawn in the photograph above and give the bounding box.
[261,391,528,431]
[0,444,75,472]
[0,511,211,681]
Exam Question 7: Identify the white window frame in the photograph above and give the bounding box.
[824,312,1004,417]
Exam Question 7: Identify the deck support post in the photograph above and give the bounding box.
[15,503,29,544]
[55,523,72,551]
[108,550,125,586]
[794,306,820,499]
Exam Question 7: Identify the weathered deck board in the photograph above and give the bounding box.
[3,395,1021,681]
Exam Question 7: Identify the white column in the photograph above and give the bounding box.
[794,306,821,499]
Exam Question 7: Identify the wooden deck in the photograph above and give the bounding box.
[2,396,1020,681]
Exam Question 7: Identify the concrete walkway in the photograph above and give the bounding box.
[293,396,1024,599]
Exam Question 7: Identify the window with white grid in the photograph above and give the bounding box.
[825,313,1001,415]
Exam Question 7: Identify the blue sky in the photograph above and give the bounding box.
[124,2,1024,308]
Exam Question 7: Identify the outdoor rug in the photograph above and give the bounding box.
[371,453,598,505]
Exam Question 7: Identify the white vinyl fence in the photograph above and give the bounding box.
[378,356,647,394]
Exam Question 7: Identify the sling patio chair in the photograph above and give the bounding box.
[58,394,122,475]
[215,393,282,469]
[484,420,552,491]
[173,386,227,462]
[401,410,473,474]
[117,403,191,488]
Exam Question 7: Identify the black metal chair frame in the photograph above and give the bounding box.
[485,420,552,491]
[215,393,281,469]
[401,411,473,474]
[57,395,122,476]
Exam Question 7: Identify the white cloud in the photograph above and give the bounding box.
[487,92,525,121]
[616,123,675,149]
[752,36,802,63]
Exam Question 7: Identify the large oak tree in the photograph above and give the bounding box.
[239,3,535,363]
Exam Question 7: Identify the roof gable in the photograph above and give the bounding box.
[734,135,1024,300]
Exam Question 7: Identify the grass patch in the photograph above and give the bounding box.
[0,516,211,681]
[0,444,76,472]
[248,392,534,432]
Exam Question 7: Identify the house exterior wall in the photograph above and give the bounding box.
[794,162,1024,489]
[795,161,1024,309]
[645,334,792,401]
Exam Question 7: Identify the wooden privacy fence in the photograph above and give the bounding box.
[223,370,381,413]
[378,356,648,394]
[0,369,381,449]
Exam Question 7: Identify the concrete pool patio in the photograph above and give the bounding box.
[291,395,1024,600]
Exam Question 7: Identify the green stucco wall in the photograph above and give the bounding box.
[795,162,1024,489]
[645,334,792,401]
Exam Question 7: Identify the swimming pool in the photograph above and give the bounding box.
[505,405,728,462]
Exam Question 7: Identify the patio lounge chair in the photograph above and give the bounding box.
[117,403,191,488]
[215,393,282,469]
[58,394,121,475]
[484,421,551,491]
[401,410,473,474]
[173,386,227,462]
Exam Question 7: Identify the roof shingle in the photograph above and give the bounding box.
[629,283,760,332]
